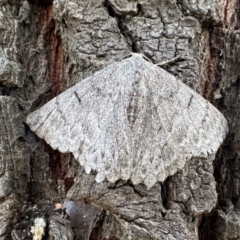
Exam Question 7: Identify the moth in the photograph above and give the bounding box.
[26,53,228,189]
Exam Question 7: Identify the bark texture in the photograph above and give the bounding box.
[0,0,239,239]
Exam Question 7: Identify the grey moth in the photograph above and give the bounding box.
[26,53,228,189]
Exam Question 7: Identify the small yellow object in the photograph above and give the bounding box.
[30,218,46,240]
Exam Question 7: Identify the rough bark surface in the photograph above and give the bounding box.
[0,0,239,239]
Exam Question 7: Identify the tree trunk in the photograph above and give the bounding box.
[0,0,239,239]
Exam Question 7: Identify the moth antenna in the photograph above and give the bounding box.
[118,53,134,61]
[155,53,185,66]
[141,54,152,63]
[119,52,153,63]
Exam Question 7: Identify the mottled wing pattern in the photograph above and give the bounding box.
[27,57,141,184]
[129,88,186,188]
[128,61,228,187]
[26,54,228,189]
[147,63,228,157]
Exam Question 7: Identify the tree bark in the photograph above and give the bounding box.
[0,0,239,239]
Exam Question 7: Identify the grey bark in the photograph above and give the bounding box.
[0,0,239,239]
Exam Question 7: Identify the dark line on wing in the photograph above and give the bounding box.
[187,95,193,108]
[74,91,81,104]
